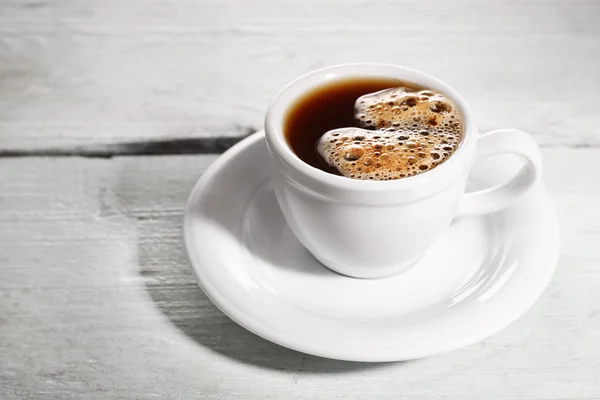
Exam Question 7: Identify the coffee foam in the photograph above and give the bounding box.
[316,87,462,180]
[355,87,459,132]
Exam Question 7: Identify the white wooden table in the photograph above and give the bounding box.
[1,1,599,398]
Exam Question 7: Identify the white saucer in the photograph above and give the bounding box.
[183,131,559,362]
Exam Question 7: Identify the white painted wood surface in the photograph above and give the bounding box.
[1,0,599,398]
[1,0,599,151]
[1,150,599,399]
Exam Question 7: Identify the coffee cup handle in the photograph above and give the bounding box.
[456,129,543,217]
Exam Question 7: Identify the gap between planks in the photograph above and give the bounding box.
[0,135,596,159]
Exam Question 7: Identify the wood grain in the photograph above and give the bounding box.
[0,0,599,152]
[0,149,598,399]
[1,0,598,398]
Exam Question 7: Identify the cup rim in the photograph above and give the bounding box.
[265,63,476,192]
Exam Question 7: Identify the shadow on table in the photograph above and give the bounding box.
[114,154,394,374]
[140,257,391,373]
[145,280,391,373]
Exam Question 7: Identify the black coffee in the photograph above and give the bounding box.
[284,77,463,180]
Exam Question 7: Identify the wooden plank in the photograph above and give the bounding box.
[0,0,599,151]
[0,148,598,399]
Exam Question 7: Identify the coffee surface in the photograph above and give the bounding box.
[284,78,463,180]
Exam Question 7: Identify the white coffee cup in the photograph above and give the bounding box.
[265,63,542,279]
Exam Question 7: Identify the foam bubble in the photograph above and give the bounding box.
[315,87,462,181]
[316,125,460,180]
[354,87,461,133]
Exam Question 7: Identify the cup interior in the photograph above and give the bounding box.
[265,63,475,191]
